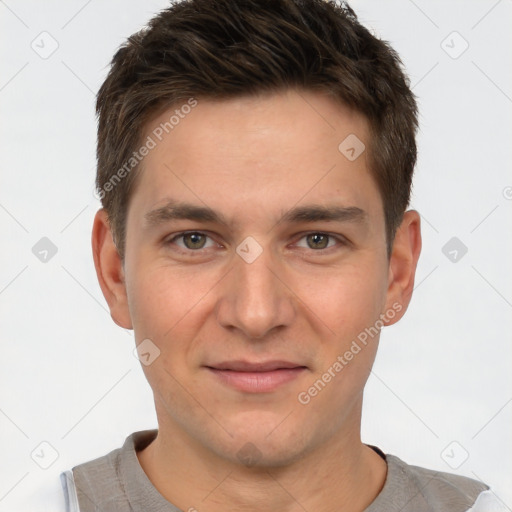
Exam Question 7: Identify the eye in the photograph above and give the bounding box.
[167,231,216,251]
[294,232,344,251]
[164,231,347,255]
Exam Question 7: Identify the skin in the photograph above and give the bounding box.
[92,88,421,512]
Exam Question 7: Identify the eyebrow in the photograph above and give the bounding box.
[279,204,367,225]
[143,199,367,229]
[144,200,229,227]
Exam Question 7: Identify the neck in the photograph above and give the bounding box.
[137,410,387,512]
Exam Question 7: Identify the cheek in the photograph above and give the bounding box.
[125,261,226,385]
[294,263,387,421]
[299,259,388,341]
[126,261,210,334]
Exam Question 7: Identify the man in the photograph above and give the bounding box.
[59,0,500,510]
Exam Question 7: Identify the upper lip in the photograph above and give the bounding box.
[206,360,306,372]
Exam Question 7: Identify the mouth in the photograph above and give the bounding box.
[205,360,308,393]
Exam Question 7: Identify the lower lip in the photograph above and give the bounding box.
[207,367,307,393]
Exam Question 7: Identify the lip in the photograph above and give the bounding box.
[208,360,304,372]
[205,360,307,393]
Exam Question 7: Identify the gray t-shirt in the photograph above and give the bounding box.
[60,429,498,512]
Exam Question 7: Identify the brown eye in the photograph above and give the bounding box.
[181,232,207,249]
[306,233,330,249]
[164,231,220,256]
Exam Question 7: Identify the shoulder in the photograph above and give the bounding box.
[60,430,158,512]
[60,442,126,512]
[392,453,488,499]
[367,451,505,512]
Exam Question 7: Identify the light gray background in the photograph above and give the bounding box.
[1,0,511,510]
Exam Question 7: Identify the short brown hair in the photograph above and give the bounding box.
[96,0,418,260]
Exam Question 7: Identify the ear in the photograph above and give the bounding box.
[91,209,133,329]
[383,210,422,326]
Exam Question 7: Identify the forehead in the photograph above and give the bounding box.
[128,89,381,226]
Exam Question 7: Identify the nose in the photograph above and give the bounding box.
[214,240,296,340]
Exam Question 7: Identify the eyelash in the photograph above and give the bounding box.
[164,231,348,255]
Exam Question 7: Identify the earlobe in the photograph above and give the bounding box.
[383,210,422,326]
[91,209,133,329]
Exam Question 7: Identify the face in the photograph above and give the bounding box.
[95,89,419,467]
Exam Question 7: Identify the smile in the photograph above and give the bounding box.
[205,361,308,393]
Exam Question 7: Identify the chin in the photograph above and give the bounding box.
[226,439,308,469]
[208,413,320,469]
